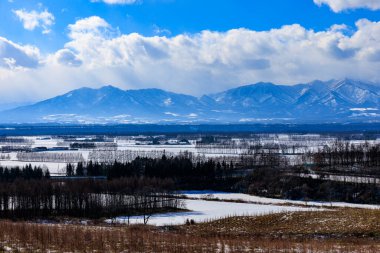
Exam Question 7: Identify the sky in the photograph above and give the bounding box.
[0,0,380,103]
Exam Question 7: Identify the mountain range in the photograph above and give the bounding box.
[1,79,379,124]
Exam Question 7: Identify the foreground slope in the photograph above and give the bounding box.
[1,208,380,252]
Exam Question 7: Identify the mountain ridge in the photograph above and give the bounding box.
[1,79,379,124]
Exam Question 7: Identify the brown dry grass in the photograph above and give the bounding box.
[0,208,380,252]
[182,208,380,239]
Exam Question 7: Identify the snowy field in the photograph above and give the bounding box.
[109,198,318,226]
[0,150,90,175]
[0,160,66,174]
[2,135,380,178]
[110,191,380,226]
[181,191,380,209]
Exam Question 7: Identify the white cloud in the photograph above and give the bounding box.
[1,17,380,103]
[314,0,380,12]
[0,37,40,69]
[68,16,111,39]
[13,9,54,34]
[54,49,83,67]
[153,25,172,36]
[90,0,139,5]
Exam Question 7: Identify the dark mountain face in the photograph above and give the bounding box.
[1,79,379,124]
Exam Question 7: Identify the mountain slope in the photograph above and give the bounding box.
[0,86,208,123]
[1,79,379,123]
[201,79,380,122]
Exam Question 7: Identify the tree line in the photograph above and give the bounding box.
[313,141,380,169]
[66,154,238,189]
[243,167,380,204]
[0,165,49,182]
[0,177,181,220]
[17,152,85,163]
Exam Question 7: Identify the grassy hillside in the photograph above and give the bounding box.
[1,208,380,252]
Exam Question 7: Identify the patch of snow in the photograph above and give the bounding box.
[2,246,12,252]
[112,114,131,119]
[109,199,317,226]
[181,191,380,209]
[350,112,380,117]
[239,118,294,122]
[350,108,378,111]
[164,98,172,106]
[164,112,180,117]
[300,88,308,96]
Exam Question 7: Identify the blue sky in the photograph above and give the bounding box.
[0,0,380,103]
[2,0,380,52]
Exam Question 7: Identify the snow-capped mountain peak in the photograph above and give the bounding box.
[1,79,379,123]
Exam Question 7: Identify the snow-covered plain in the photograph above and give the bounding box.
[111,191,380,227]
[181,191,380,209]
[109,198,317,226]
[2,135,380,173]
[0,160,66,174]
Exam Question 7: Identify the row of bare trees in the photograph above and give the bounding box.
[312,141,380,169]
[88,150,177,164]
[0,137,32,144]
[0,178,182,220]
[16,152,85,163]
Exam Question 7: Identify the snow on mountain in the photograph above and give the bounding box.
[0,79,379,123]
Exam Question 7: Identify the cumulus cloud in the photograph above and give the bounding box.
[0,37,40,69]
[1,17,380,103]
[314,0,380,12]
[90,0,139,5]
[68,16,111,39]
[59,18,380,92]
[54,49,83,67]
[13,9,55,34]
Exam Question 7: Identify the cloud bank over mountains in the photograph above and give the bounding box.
[1,14,380,103]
